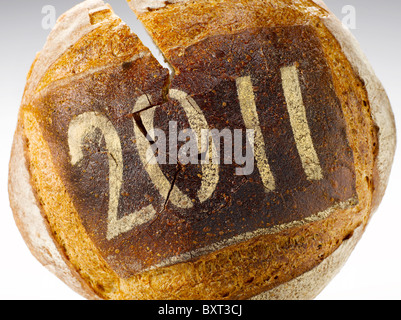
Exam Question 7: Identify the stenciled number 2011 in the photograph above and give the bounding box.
[68,65,323,240]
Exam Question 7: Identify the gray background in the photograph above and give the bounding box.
[0,0,400,299]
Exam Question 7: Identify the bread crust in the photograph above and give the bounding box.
[251,224,364,300]
[9,0,395,300]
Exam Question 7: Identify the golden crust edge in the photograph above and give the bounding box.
[251,224,364,300]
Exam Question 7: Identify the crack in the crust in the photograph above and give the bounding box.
[163,164,182,210]
[133,113,155,145]
[108,152,118,166]
[110,1,179,149]
[143,163,183,234]
[123,104,159,120]
[136,165,183,237]
[120,105,159,145]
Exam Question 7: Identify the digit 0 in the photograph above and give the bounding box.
[133,90,219,208]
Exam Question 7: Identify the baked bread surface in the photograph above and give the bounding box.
[9,0,396,299]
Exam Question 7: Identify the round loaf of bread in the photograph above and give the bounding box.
[9,0,396,300]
